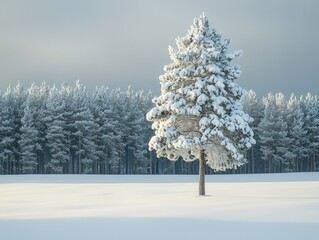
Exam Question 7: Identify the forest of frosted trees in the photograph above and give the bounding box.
[0,81,152,175]
[0,82,318,174]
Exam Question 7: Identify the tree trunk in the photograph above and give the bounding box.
[268,159,271,173]
[251,146,254,174]
[316,152,318,171]
[199,149,205,196]
[149,151,153,174]
[78,136,81,174]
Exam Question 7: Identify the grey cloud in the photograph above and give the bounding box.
[0,0,319,97]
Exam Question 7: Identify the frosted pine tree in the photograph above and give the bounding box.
[134,91,154,173]
[71,81,98,174]
[258,95,276,173]
[146,14,255,195]
[12,83,27,174]
[300,93,319,171]
[274,93,293,172]
[0,89,15,174]
[124,88,149,174]
[19,100,38,174]
[59,82,74,173]
[258,93,292,172]
[91,86,121,174]
[286,93,298,127]
[241,90,263,173]
[290,104,309,171]
[45,86,70,173]
[26,82,50,173]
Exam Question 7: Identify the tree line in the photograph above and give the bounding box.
[0,82,318,174]
[0,81,152,174]
[241,90,319,174]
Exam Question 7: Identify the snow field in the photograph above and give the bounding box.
[0,173,319,240]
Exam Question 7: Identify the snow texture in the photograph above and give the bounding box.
[0,173,318,240]
[147,14,255,171]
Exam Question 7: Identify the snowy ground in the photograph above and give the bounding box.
[1,173,319,240]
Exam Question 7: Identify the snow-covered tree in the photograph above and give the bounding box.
[91,87,121,174]
[45,87,70,173]
[0,89,16,174]
[26,82,50,173]
[258,94,276,173]
[241,90,264,173]
[109,89,129,174]
[146,14,255,195]
[135,91,154,173]
[71,81,98,174]
[58,82,74,173]
[124,88,150,174]
[258,93,292,172]
[290,104,309,171]
[19,100,38,174]
[274,93,293,171]
[11,83,27,174]
[300,93,319,171]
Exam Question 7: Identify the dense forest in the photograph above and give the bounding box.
[0,82,318,174]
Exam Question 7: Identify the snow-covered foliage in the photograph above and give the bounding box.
[258,93,292,172]
[19,100,39,174]
[0,81,151,174]
[147,14,255,171]
[253,92,319,173]
[0,85,319,174]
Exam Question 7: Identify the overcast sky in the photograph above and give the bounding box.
[1,0,318,97]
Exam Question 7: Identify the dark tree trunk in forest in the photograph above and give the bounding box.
[149,151,153,174]
[199,149,205,196]
[251,146,254,174]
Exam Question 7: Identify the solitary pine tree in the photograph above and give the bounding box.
[146,14,255,195]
